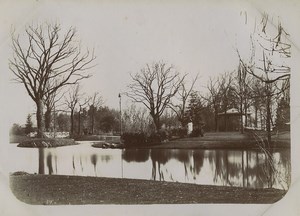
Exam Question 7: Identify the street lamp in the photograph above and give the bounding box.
[118,93,122,135]
[118,93,123,178]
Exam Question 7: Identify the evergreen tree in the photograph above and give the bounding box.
[25,114,33,134]
[187,92,204,130]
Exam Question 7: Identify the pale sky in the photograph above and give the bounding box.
[1,0,299,127]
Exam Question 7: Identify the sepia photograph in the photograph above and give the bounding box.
[0,0,299,215]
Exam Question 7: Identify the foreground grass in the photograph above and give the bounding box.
[10,173,286,205]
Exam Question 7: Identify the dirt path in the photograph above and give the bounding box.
[10,174,286,205]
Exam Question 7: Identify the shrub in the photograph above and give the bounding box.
[121,132,147,147]
[170,128,187,138]
[121,131,168,147]
[189,128,203,137]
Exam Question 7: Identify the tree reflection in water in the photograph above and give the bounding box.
[46,152,53,175]
[91,154,97,176]
[207,149,290,189]
[35,146,290,189]
[150,149,173,181]
[38,148,45,174]
[123,149,150,163]
[192,151,205,177]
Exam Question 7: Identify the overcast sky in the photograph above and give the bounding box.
[1,0,299,126]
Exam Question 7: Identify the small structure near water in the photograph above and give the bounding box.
[217,108,251,132]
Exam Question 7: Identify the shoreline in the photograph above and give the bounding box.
[10,173,287,205]
[10,131,290,149]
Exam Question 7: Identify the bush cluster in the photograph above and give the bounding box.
[169,128,187,138]
[121,131,169,147]
[189,128,204,137]
[121,133,147,147]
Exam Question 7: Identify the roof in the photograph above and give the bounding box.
[218,108,251,116]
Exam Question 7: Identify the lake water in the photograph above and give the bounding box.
[7,141,290,190]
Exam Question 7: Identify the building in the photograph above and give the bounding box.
[217,108,252,132]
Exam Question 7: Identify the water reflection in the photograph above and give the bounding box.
[10,143,290,190]
[90,154,97,176]
[46,152,53,175]
[123,149,150,163]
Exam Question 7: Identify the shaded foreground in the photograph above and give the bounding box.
[10,173,286,205]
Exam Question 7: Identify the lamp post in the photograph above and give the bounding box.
[118,93,123,178]
[118,93,122,135]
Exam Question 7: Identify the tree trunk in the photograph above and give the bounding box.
[152,114,161,132]
[214,105,219,132]
[224,110,227,132]
[44,108,51,132]
[38,148,45,174]
[254,106,258,128]
[91,110,94,134]
[244,103,248,127]
[215,113,218,132]
[70,109,74,137]
[36,98,45,138]
[78,109,81,136]
[266,93,272,145]
[240,102,244,134]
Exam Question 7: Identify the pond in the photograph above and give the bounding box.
[6,141,290,190]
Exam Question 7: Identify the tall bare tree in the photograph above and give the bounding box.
[249,77,265,129]
[127,62,185,132]
[204,76,223,131]
[232,63,252,134]
[237,14,290,143]
[44,87,64,132]
[88,92,103,134]
[77,95,90,136]
[9,23,95,137]
[122,104,153,134]
[219,72,235,132]
[64,85,80,137]
[169,75,198,127]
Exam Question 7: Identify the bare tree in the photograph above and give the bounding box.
[77,95,90,136]
[122,104,153,134]
[127,62,185,132]
[44,86,64,132]
[9,23,95,137]
[204,76,223,132]
[88,92,103,134]
[232,63,253,133]
[219,72,235,132]
[237,14,290,143]
[169,74,198,127]
[248,77,265,129]
[64,85,80,137]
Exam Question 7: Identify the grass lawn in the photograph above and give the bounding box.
[10,173,287,205]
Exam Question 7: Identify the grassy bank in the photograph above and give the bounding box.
[10,173,286,205]
[136,132,290,149]
[10,132,290,149]
[17,138,76,148]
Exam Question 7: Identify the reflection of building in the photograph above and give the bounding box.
[217,108,251,132]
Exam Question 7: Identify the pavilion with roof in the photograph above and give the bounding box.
[217,108,252,132]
